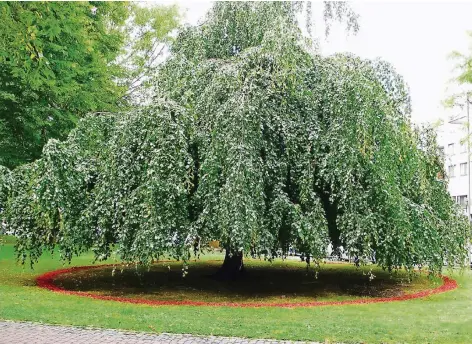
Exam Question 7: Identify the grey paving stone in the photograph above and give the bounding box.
[0,320,327,344]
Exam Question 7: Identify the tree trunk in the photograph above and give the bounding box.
[214,250,245,280]
[319,190,340,248]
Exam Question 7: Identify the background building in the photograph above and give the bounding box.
[437,122,471,219]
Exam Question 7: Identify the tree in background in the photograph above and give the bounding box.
[0,2,179,168]
[446,31,472,98]
[442,32,472,154]
[2,2,469,278]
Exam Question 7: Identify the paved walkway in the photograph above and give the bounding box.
[0,321,320,344]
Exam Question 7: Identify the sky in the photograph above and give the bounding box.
[156,1,472,125]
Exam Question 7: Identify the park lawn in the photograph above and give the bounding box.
[1,237,472,343]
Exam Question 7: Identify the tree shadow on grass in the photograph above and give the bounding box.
[51,260,436,304]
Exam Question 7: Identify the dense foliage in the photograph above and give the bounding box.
[0,1,179,168]
[1,2,469,274]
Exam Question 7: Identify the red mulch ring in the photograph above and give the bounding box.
[35,262,458,308]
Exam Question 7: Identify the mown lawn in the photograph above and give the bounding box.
[1,236,472,343]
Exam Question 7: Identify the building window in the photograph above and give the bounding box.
[438,146,445,158]
[461,143,468,153]
[448,165,456,177]
[448,143,455,155]
[461,163,468,176]
[458,195,468,208]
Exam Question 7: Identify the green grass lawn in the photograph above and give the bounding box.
[1,236,472,343]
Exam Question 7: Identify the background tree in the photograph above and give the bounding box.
[0,1,179,168]
[442,32,472,153]
[445,31,472,100]
[2,2,469,277]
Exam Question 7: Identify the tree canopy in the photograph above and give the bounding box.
[0,1,180,168]
[1,2,469,275]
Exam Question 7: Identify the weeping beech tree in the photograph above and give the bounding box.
[1,2,470,277]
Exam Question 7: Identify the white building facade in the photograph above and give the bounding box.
[437,122,471,219]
